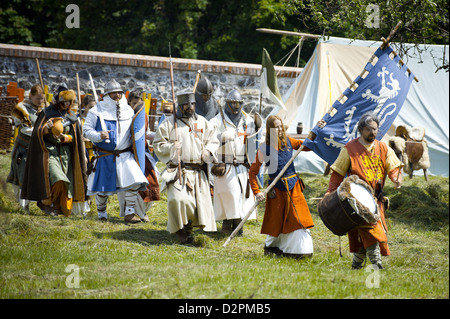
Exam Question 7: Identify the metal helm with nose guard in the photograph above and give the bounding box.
[196,78,213,97]
[225,89,244,116]
[104,79,124,95]
[224,89,243,104]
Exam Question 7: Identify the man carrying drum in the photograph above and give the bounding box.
[324,112,403,269]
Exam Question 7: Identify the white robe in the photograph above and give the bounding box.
[265,229,314,255]
[83,95,148,195]
[153,114,219,233]
[210,111,257,221]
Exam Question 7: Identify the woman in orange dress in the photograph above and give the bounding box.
[249,115,314,259]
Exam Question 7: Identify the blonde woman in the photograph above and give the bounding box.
[249,115,314,259]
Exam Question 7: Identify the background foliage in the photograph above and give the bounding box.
[1,0,448,69]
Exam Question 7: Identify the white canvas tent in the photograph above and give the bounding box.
[271,36,449,176]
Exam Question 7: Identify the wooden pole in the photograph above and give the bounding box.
[35,58,48,104]
[192,70,202,94]
[35,58,44,89]
[76,73,81,115]
[169,43,182,184]
[380,23,419,83]
[380,21,418,82]
[381,21,402,49]
[256,28,321,39]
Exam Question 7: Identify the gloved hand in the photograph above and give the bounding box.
[170,141,182,161]
[201,149,213,164]
[173,141,182,150]
[221,129,235,142]
[58,134,73,143]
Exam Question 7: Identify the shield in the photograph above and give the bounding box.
[131,102,146,173]
[245,112,263,164]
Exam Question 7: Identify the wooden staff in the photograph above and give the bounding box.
[35,58,48,104]
[192,70,202,94]
[35,58,44,89]
[76,73,81,116]
[223,130,317,247]
[169,43,182,184]
[380,21,418,82]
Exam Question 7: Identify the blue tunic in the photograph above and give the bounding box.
[90,119,118,193]
[264,138,298,191]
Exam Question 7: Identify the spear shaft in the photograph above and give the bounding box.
[169,43,182,183]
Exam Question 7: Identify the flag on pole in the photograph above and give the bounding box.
[303,44,415,165]
[261,48,286,110]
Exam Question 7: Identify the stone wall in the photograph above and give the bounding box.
[0,43,302,118]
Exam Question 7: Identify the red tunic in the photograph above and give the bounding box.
[329,139,391,255]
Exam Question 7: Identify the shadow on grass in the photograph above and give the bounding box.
[94,226,229,247]
[94,228,173,246]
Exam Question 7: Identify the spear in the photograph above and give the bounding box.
[35,58,48,105]
[169,43,182,184]
[76,72,81,116]
[192,70,202,94]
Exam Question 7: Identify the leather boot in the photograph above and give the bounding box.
[124,207,141,224]
[232,218,243,236]
[222,220,232,235]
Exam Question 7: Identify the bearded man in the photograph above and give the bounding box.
[153,92,219,243]
[325,112,403,269]
[83,79,148,223]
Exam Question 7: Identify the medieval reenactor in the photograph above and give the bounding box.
[116,89,160,222]
[7,84,47,212]
[325,112,403,269]
[194,77,219,120]
[249,115,315,259]
[21,86,87,217]
[83,79,148,223]
[210,89,261,236]
[153,92,219,243]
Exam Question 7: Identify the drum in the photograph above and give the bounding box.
[318,175,380,236]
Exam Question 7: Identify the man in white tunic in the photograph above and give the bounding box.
[83,79,148,223]
[210,89,259,235]
[153,92,219,243]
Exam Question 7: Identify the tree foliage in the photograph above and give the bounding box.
[1,0,448,69]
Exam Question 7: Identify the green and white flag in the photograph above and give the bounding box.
[261,48,286,110]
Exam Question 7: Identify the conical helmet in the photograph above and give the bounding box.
[104,79,123,95]
[196,78,213,96]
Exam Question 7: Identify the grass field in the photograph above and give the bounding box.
[0,152,448,300]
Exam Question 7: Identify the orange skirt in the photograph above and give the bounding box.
[261,181,314,237]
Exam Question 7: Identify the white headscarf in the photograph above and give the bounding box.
[97,95,134,121]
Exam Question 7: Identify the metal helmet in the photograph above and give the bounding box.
[196,78,213,96]
[177,92,196,105]
[104,79,123,95]
[225,89,244,117]
[225,89,243,103]
[176,92,196,118]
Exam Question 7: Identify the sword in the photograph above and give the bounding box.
[89,73,110,144]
